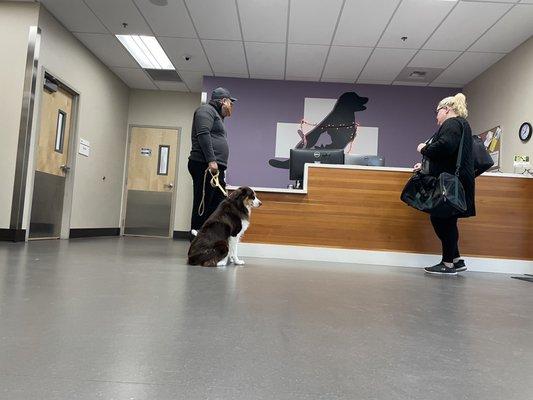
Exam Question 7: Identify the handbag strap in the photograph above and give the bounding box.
[455,119,466,177]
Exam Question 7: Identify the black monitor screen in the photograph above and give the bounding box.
[289,148,345,181]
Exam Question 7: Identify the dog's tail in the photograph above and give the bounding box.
[187,240,229,267]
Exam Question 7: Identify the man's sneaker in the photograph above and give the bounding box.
[453,259,467,272]
[424,262,458,276]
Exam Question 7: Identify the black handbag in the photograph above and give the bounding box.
[401,130,467,217]
[472,135,494,176]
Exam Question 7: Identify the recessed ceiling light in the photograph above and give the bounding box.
[116,35,174,70]
[150,0,168,5]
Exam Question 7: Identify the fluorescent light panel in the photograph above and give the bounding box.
[116,35,174,70]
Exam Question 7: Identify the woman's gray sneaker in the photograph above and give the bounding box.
[454,259,467,272]
[424,262,458,276]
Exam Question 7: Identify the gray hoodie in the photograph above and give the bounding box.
[189,103,229,167]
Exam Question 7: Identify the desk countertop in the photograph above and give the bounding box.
[227,164,532,194]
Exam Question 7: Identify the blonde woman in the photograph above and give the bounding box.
[414,93,475,275]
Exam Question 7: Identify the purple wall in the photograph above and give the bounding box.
[203,76,459,188]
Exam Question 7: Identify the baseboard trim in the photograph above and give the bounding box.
[0,229,26,242]
[238,242,533,275]
[69,228,120,239]
[173,230,190,240]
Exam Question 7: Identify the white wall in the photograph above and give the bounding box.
[26,6,130,229]
[127,90,200,232]
[464,37,533,172]
[0,2,39,229]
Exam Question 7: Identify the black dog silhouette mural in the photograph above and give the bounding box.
[269,92,369,169]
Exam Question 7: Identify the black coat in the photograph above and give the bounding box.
[421,117,476,218]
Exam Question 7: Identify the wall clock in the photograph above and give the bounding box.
[519,122,531,143]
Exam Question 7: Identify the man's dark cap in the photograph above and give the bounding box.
[211,87,237,102]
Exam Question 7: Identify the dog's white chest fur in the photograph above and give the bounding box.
[239,219,250,236]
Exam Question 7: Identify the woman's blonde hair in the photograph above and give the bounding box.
[437,93,468,118]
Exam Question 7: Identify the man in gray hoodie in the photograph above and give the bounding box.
[188,87,237,238]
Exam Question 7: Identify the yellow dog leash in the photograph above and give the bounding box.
[198,168,228,216]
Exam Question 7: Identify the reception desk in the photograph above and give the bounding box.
[234,165,533,265]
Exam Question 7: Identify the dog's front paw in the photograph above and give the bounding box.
[230,257,245,265]
[217,258,228,267]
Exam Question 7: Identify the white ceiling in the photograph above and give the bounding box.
[38,0,533,92]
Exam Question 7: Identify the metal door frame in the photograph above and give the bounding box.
[120,124,181,238]
[27,69,80,240]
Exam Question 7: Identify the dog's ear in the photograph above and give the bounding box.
[241,187,254,200]
[229,187,245,201]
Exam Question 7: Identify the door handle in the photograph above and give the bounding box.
[164,183,174,189]
[60,164,71,173]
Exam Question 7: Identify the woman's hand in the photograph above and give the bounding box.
[208,161,219,172]
[417,143,426,153]
[413,162,422,172]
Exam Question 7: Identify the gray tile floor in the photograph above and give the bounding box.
[0,237,532,400]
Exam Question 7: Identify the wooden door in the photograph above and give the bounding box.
[29,84,74,239]
[36,86,73,176]
[123,127,179,237]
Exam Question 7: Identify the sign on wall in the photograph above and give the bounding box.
[78,138,90,157]
[269,92,374,170]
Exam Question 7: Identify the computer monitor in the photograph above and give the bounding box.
[289,148,345,182]
[344,154,385,167]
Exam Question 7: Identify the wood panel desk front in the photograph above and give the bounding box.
[241,165,533,261]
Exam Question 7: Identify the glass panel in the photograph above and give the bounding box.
[55,110,66,153]
[157,145,169,175]
[29,171,65,238]
[124,190,172,237]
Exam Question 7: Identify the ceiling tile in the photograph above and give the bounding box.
[84,0,152,34]
[132,0,196,38]
[178,70,210,92]
[155,81,189,92]
[245,42,285,79]
[359,48,416,81]
[74,33,139,68]
[289,0,344,45]
[322,46,372,81]
[40,0,107,33]
[470,4,533,52]
[378,0,455,49]
[334,0,400,46]
[285,76,324,82]
[321,77,357,83]
[250,75,286,80]
[159,37,212,73]
[202,40,248,75]
[214,72,249,78]
[423,2,512,51]
[111,67,157,89]
[185,0,241,40]
[429,82,463,88]
[392,81,429,87]
[433,52,505,85]
[286,44,329,80]
[356,79,393,85]
[237,0,288,43]
[408,50,461,69]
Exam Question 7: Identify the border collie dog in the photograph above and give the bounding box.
[187,187,262,267]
